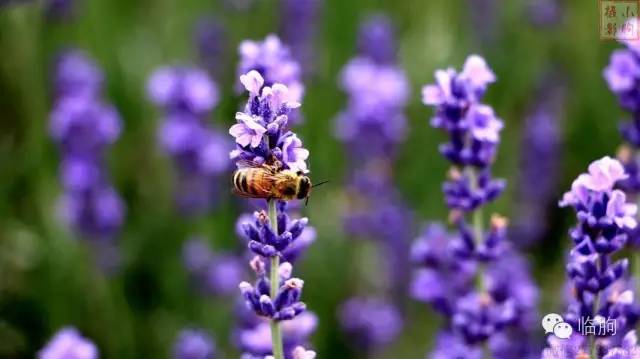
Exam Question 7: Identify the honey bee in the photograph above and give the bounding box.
[232,162,323,202]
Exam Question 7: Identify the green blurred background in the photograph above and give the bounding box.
[0,0,628,357]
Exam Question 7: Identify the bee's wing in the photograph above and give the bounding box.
[236,159,277,173]
[232,188,268,198]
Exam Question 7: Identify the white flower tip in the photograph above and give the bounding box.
[421,85,441,105]
[279,262,293,276]
[240,70,264,94]
[285,278,304,288]
[618,290,634,304]
[463,54,496,84]
[288,101,301,109]
[259,294,271,303]
[292,346,316,359]
[239,282,252,291]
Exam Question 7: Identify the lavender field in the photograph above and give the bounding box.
[0,0,635,358]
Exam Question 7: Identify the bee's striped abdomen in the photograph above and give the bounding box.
[232,168,273,198]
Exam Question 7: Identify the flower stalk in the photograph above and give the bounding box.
[268,199,284,359]
[412,55,539,358]
[231,67,314,358]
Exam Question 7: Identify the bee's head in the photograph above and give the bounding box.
[296,174,312,200]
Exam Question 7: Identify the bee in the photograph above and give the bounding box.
[233,162,324,202]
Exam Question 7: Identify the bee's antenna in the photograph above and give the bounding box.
[312,180,329,188]
[305,197,309,206]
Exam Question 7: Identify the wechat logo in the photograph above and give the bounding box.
[542,313,573,339]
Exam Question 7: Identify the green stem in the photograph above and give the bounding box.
[268,199,284,359]
[468,168,486,292]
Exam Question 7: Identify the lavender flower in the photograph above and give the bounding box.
[236,207,316,263]
[511,78,564,247]
[45,0,76,21]
[547,157,640,357]
[50,50,125,243]
[431,331,482,359]
[467,0,499,45]
[173,329,216,359]
[421,55,505,211]
[236,35,304,124]
[604,24,640,197]
[182,238,244,296]
[278,0,320,76]
[194,17,227,78]
[231,70,314,359]
[229,70,304,172]
[235,305,317,358]
[415,55,539,357]
[334,16,410,349]
[238,257,305,321]
[527,0,563,27]
[338,297,403,349]
[148,66,229,214]
[38,327,98,359]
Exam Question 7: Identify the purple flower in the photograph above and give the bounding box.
[173,329,216,359]
[551,158,640,356]
[38,327,98,359]
[467,104,503,143]
[237,35,304,104]
[148,66,228,214]
[194,17,227,77]
[431,331,482,359]
[604,50,640,94]
[527,0,563,27]
[542,333,586,358]
[451,292,516,345]
[278,0,320,75]
[230,113,268,148]
[53,51,102,100]
[239,258,306,321]
[231,67,315,357]
[339,57,409,117]
[559,157,637,234]
[422,55,501,170]
[334,18,411,348]
[604,22,640,221]
[238,205,311,259]
[357,15,397,65]
[50,50,125,243]
[415,54,539,357]
[338,297,403,349]
[50,97,121,154]
[422,55,495,107]
[148,67,218,114]
[59,186,125,239]
[182,239,244,296]
[230,71,306,173]
[511,80,564,247]
[602,330,638,359]
[235,310,317,356]
[281,134,309,173]
[409,223,476,314]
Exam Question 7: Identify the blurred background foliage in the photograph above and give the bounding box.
[0,0,627,357]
